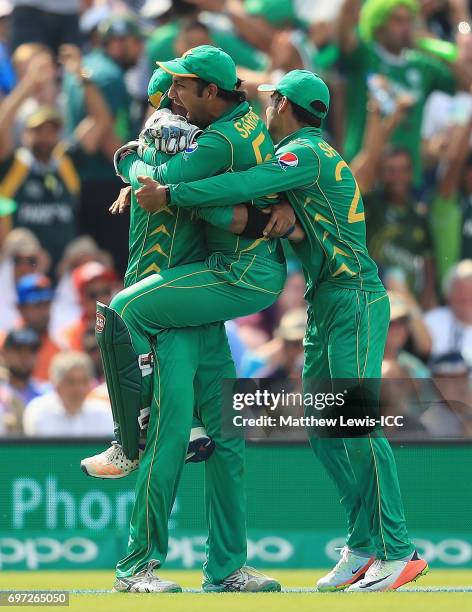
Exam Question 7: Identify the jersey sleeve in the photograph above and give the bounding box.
[168,140,320,208]
[194,205,235,230]
[124,130,233,188]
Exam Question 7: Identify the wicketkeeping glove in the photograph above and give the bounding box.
[113,141,141,183]
[139,108,201,155]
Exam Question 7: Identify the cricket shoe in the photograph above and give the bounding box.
[81,426,215,478]
[203,566,281,592]
[185,426,215,463]
[113,561,182,593]
[346,550,429,592]
[317,546,375,591]
[80,441,141,479]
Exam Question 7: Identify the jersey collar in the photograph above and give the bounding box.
[209,101,251,128]
[276,126,321,149]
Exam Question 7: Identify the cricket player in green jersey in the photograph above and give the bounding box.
[83,49,293,593]
[145,69,430,593]
[81,69,241,479]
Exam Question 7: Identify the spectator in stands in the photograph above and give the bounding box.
[380,356,429,440]
[0,228,49,333]
[240,308,307,378]
[352,97,436,308]
[2,327,47,406]
[425,259,472,365]
[0,107,80,268]
[50,235,114,339]
[23,350,113,436]
[79,4,112,54]
[337,0,472,184]
[430,99,472,284]
[421,33,472,172]
[62,260,117,351]
[0,43,115,269]
[0,43,58,156]
[81,323,104,385]
[420,351,472,438]
[9,0,80,54]
[144,2,268,72]
[15,273,61,381]
[258,308,306,378]
[276,267,306,317]
[0,1,14,96]
[62,14,144,275]
[383,290,432,378]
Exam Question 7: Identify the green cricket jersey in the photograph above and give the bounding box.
[167,126,384,293]
[123,102,283,262]
[341,42,456,183]
[120,150,235,288]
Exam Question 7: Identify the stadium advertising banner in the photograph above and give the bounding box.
[1,442,471,570]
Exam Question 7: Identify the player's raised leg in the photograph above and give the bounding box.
[84,255,284,473]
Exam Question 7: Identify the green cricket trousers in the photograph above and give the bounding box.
[113,252,286,580]
[116,324,247,583]
[304,284,414,561]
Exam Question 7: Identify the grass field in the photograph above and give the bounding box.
[2,569,472,612]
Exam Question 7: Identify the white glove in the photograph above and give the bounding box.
[113,141,141,183]
[139,108,201,155]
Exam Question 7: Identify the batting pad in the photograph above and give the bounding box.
[95,302,141,460]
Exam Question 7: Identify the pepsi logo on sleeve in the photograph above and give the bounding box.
[277,151,298,170]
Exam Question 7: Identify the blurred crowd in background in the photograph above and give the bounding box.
[0,0,472,440]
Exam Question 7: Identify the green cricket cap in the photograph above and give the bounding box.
[258,70,330,119]
[157,45,238,92]
[147,68,173,109]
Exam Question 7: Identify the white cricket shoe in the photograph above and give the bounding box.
[203,566,281,592]
[346,550,429,592]
[81,441,141,479]
[81,426,215,478]
[317,546,375,591]
[113,561,182,593]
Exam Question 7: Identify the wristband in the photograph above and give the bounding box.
[240,203,270,238]
[281,225,296,239]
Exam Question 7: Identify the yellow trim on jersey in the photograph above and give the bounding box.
[150,224,171,238]
[139,263,162,277]
[333,263,356,277]
[314,212,334,224]
[57,155,80,195]
[240,237,268,253]
[332,246,352,258]
[0,156,29,199]
[153,205,174,216]
[143,243,169,258]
